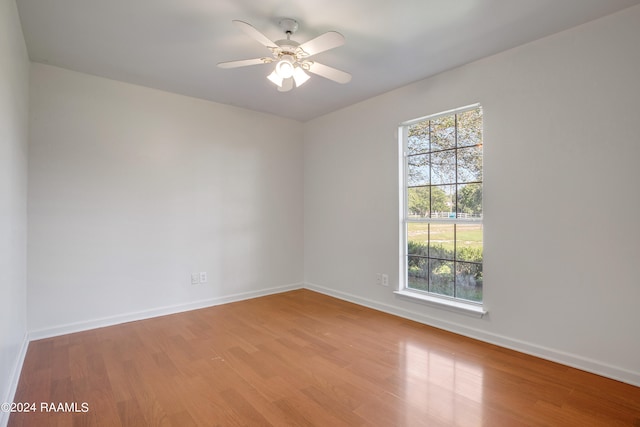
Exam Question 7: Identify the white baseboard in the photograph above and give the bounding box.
[0,332,29,427]
[29,282,304,341]
[304,282,640,388]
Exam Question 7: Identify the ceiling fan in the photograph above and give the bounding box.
[217,18,352,92]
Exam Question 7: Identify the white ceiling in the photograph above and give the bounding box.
[16,0,640,122]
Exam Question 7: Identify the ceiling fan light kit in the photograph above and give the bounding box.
[217,18,351,92]
[275,54,295,78]
[292,66,310,86]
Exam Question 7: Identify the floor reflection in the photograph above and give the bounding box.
[399,340,484,425]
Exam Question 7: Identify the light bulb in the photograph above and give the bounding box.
[275,55,295,78]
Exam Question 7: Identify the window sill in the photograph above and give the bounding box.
[394,289,487,318]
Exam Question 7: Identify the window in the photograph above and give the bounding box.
[399,105,483,310]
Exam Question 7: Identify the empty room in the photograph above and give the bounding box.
[2,0,640,425]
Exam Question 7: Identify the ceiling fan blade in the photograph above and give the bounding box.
[298,31,345,57]
[307,62,352,84]
[277,78,294,92]
[217,58,270,69]
[232,20,278,48]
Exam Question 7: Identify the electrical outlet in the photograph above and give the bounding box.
[199,272,208,283]
[191,273,199,285]
[381,274,389,286]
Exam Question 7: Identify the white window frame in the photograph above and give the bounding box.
[396,104,487,317]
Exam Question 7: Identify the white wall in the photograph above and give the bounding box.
[0,0,29,421]
[304,5,640,385]
[28,64,304,336]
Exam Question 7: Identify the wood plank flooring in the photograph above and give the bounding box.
[8,289,640,426]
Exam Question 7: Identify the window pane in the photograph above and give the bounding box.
[407,154,429,186]
[457,183,482,218]
[407,256,429,291]
[428,223,455,260]
[430,185,456,218]
[455,262,483,302]
[457,108,483,148]
[456,224,483,261]
[457,146,482,183]
[402,105,483,305]
[431,116,456,151]
[407,222,429,252]
[408,121,430,155]
[407,187,430,218]
[431,150,456,185]
[429,259,454,297]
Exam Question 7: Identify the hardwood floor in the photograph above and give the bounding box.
[9,289,640,426]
